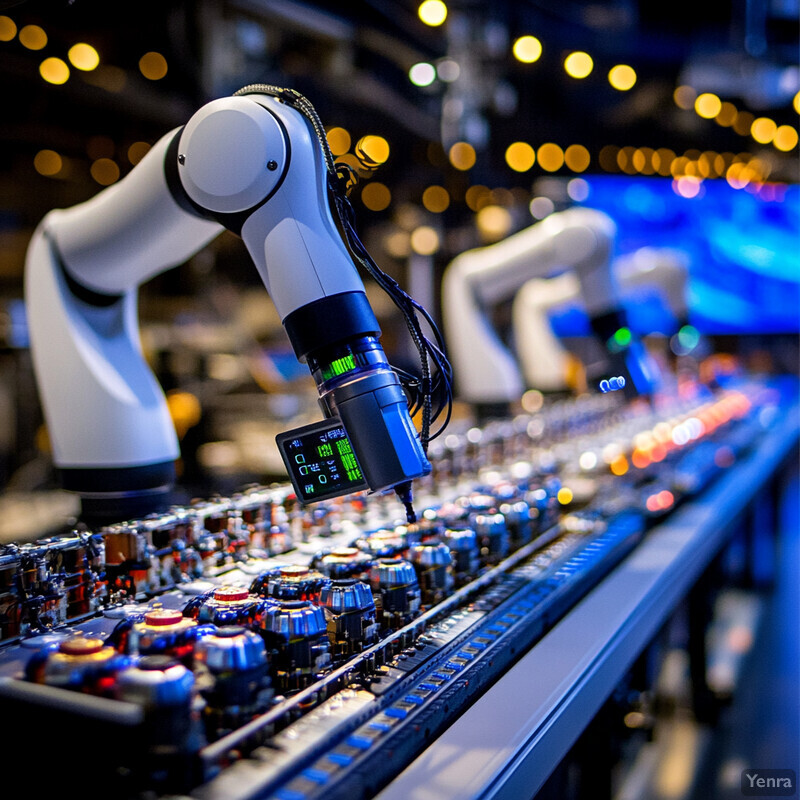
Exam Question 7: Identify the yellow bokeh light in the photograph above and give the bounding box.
[537,142,564,172]
[465,184,490,211]
[19,24,46,50]
[418,0,447,26]
[0,15,17,41]
[68,43,99,71]
[384,230,411,259]
[773,125,798,152]
[695,93,722,119]
[557,487,574,505]
[449,141,476,170]
[608,64,636,91]
[476,205,512,242]
[654,148,676,176]
[716,101,738,127]
[633,147,656,175]
[410,225,440,255]
[794,91,800,114]
[750,117,777,144]
[34,149,62,177]
[40,57,69,85]
[505,141,535,172]
[326,127,351,156]
[565,144,590,172]
[564,51,593,79]
[361,181,391,211]
[673,85,696,110]
[356,135,390,165]
[513,35,542,64]
[422,185,450,213]
[128,141,151,165]
[610,455,629,476]
[139,51,167,80]
[91,158,120,186]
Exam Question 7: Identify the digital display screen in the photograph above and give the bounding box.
[275,417,369,504]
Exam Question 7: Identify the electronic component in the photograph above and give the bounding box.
[0,383,770,800]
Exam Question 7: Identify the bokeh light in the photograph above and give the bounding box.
[695,93,722,119]
[139,51,167,80]
[449,141,476,170]
[608,64,636,91]
[409,62,436,87]
[361,181,391,211]
[505,141,535,171]
[91,158,120,186]
[513,35,542,64]
[40,57,69,85]
[773,125,798,152]
[68,43,100,71]
[565,144,590,172]
[564,51,593,79]
[128,141,151,165]
[19,24,46,50]
[418,0,447,26]
[422,185,450,212]
[410,225,440,255]
[750,117,777,144]
[673,85,696,110]
[326,127,351,156]
[34,150,62,177]
[476,205,512,241]
[0,16,17,41]
[356,135,390,165]
[537,142,564,171]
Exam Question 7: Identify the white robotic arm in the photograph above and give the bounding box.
[25,88,431,522]
[441,207,657,411]
[512,247,690,392]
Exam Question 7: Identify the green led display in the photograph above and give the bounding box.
[318,443,334,457]
[322,353,357,381]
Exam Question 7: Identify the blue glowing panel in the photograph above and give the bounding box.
[551,176,800,335]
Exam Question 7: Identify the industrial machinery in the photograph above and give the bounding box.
[4,83,796,800]
[441,208,660,415]
[0,370,785,799]
[512,246,692,393]
[23,85,451,527]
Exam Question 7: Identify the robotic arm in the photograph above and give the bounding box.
[25,87,431,523]
[441,207,658,412]
[512,247,691,392]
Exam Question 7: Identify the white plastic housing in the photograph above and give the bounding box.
[441,207,619,405]
[512,248,691,391]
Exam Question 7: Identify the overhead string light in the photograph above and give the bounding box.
[233,84,454,453]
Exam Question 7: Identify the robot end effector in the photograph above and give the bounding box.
[24,87,438,523]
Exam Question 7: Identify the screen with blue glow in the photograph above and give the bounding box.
[548,176,800,335]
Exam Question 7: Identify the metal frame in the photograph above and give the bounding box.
[377,399,800,800]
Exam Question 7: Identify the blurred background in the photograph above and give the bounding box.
[0,0,797,509]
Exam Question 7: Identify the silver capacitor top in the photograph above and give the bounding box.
[116,655,195,707]
[195,626,268,673]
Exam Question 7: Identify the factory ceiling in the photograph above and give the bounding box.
[0,0,797,281]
